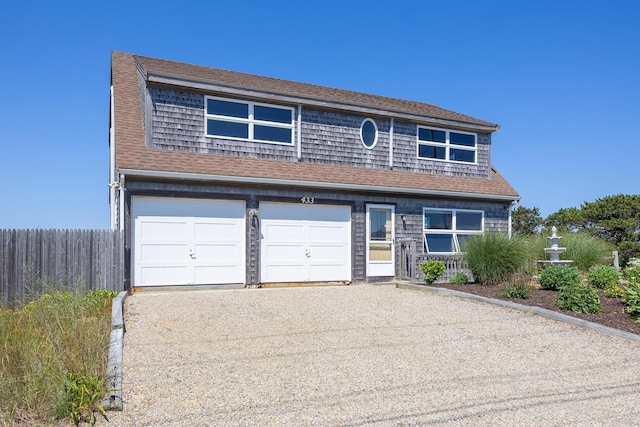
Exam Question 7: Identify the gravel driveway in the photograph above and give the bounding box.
[99,284,640,426]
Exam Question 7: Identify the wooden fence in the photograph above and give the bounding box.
[399,238,471,282]
[0,229,125,304]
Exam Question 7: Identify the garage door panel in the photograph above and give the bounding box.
[135,198,244,218]
[264,244,305,262]
[308,244,348,261]
[308,224,349,242]
[140,220,188,240]
[308,265,347,281]
[133,197,245,287]
[265,264,306,282]
[140,266,189,286]
[194,243,240,261]
[194,266,243,284]
[193,221,241,240]
[263,223,305,242]
[139,243,189,262]
[260,203,351,283]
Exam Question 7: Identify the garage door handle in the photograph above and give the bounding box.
[189,250,196,259]
[305,249,311,258]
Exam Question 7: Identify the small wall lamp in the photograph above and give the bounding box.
[400,215,406,222]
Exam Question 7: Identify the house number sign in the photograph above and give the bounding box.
[301,197,315,204]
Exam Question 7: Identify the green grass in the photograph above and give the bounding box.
[0,288,116,426]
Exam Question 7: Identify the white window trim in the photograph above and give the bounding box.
[204,95,295,146]
[360,118,378,149]
[423,208,484,254]
[416,126,477,164]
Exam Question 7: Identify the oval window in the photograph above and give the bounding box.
[360,119,378,149]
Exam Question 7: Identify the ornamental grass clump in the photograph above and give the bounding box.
[561,233,614,271]
[587,265,620,289]
[463,233,531,285]
[538,264,582,291]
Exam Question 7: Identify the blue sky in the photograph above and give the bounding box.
[1,0,638,229]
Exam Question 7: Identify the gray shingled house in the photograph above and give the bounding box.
[109,51,519,289]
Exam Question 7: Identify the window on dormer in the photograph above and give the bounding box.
[360,118,378,149]
[417,126,476,163]
[205,96,294,145]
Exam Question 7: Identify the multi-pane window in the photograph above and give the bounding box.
[423,208,483,253]
[417,126,476,163]
[205,96,294,145]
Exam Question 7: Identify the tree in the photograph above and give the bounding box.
[546,194,640,266]
[581,194,640,245]
[511,205,543,235]
[545,207,584,231]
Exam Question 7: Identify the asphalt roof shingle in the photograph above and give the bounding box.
[111,51,519,200]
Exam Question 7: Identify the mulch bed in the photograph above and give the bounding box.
[429,282,640,336]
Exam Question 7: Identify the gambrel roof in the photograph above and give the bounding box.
[111,51,519,201]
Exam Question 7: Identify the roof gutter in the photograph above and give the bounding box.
[144,72,499,134]
[119,168,520,202]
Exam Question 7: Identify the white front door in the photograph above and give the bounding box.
[132,197,246,287]
[260,203,351,283]
[366,204,395,277]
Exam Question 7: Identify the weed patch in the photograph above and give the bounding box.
[0,289,116,425]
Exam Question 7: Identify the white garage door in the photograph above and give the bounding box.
[132,197,245,287]
[260,203,351,283]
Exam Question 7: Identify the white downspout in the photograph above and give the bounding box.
[109,86,117,230]
[119,174,125,232]
[297,105,302,160]
[508,201,517,238]
[389,117,394,168]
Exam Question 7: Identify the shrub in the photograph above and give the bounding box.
[624,265,640,284]
[587,265,620,289]
[501,283,530,299]
[420,260,445,285]
[449,273,469,284]
[463,233,531,285]
[556,283,602,313]
[538,264,582,290]
[604,284,626,298]
[623,283,640,322]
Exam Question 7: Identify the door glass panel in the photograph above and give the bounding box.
[370,209,391,241]
[369,242,392,261]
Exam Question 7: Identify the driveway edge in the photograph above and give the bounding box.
[397,282,640,343]
[102,290,127,411]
